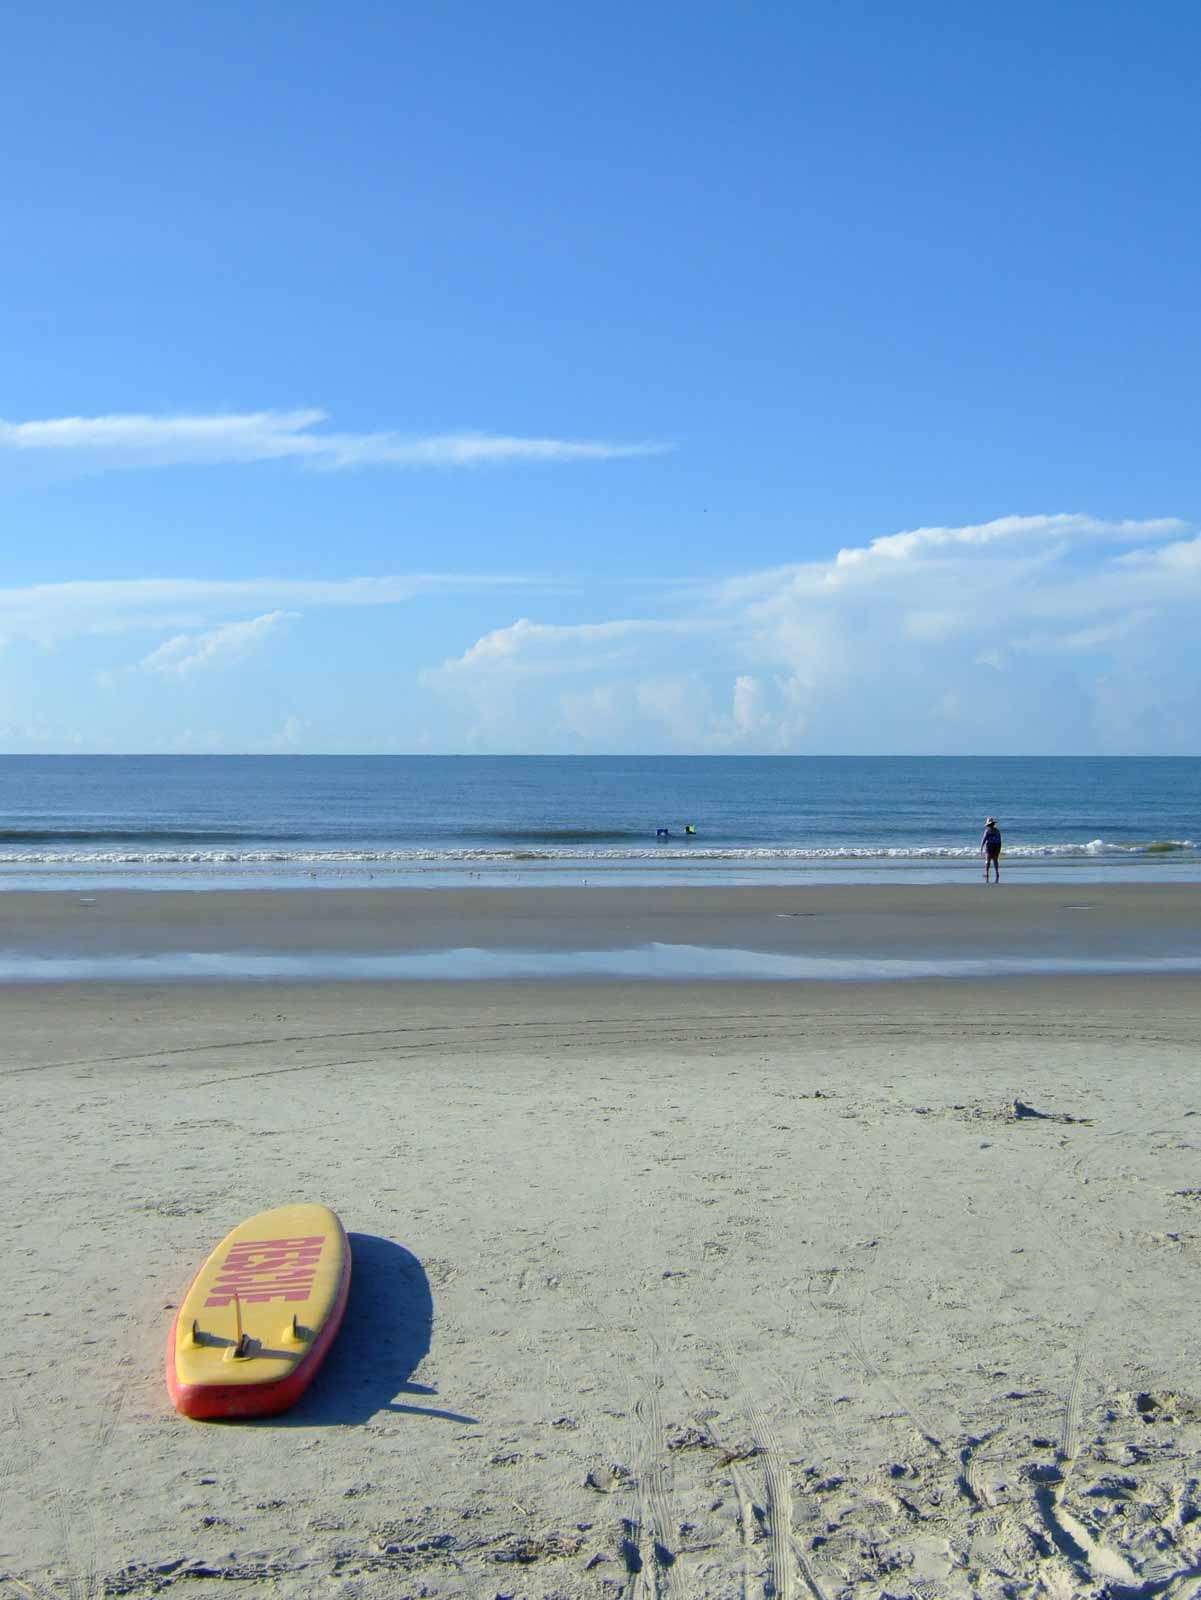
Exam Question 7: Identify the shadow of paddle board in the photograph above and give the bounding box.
[275,1233,478,1428]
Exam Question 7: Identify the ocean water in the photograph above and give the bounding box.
[0,755,1197,890]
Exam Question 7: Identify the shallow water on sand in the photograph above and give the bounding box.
[4,943,1201,983]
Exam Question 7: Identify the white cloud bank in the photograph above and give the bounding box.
[423,514,1201,754]
[0,410,668,470]
[5,513,1200,753]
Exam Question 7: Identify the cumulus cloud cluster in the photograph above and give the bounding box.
[3,513,1199,752]
[423,514,1201,753]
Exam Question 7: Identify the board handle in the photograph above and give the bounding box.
[222,1292,253,1361]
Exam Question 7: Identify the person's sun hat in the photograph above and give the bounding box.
[986,816,996,825]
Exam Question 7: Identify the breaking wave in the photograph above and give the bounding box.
[0,837,1195,867]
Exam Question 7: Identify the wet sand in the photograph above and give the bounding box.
[3,881,1201,964]
[3,966,1201,1597]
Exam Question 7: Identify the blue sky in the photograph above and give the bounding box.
[3,1,1199,753]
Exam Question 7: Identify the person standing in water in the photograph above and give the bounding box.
[980,816,1002,883]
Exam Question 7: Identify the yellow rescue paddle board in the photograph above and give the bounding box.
[167,1202,351,1419]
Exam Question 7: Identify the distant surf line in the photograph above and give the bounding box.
[0,837,1195,867]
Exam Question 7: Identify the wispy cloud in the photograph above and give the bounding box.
[430,616,704,677]
[140,611,298,676]
[0,573,544,646]
[0,410,669,470]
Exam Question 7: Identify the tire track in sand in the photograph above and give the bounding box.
[631,1345,682,1598]
[747,1393,832,1600]
[0,1407,57,1600]
[1056,1329,1091,1478]
[809,1236,953,1468]
[8,1378,127,1600]
[728,1463,759,1600]
[1,1579,59,1600]
[717,1344,830,1600]
[1036,1325,1138,1591]
[9,1401,86,1600]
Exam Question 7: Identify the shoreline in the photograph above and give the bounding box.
[2,854,1200,895]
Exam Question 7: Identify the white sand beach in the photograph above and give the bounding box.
[2,889,1201,1598]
